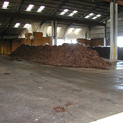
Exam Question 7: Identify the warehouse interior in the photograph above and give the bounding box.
[0,0,123,123]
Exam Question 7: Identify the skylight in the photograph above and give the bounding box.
[64,9,68,12]
[2,1,9,9]
[69,13,74,16]
[37,6,45,12]
[69,10,78,16]
[60,9,69,15]
[60,12,66,15]
[84,13,94,19]
[92,17,97,20]
[89,13,94,16]
[85,15,90,19]
[84,13,101,20]
[96,14,101,17]
[73,10,78,14]
[92,14,101,20]
[24,23,30,28]
[14,23,20,28]
[26,4,34,11]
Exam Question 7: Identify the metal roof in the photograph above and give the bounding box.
[0,0,123,38]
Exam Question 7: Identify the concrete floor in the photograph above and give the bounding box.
[0,55,123,123]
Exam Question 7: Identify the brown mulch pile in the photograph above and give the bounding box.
[9,43,110,69]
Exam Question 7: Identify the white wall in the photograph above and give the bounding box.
[90,26,104,39]
[65,27,90,43]
[90,11,123,39]
[46,24,68,39]
[19,22,90,45]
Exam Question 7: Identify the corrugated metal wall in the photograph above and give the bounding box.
[90,11,123,39]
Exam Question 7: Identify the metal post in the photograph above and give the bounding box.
[104,22,107,47]
[1,36,3,55]
[110,0,118,62]
[115,2,118,60]
[51,21,54,46]
[54,21,57,45]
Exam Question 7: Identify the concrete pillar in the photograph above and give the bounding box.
[51,21,54,46]
[110,1,118,62]
[104,25,107,47]
[51,20,57,45]
[54,21,57,45]
[1,36,3,54]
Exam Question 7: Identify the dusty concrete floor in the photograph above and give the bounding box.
[0,55,123,123]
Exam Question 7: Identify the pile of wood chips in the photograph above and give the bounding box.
[10,43,110,69]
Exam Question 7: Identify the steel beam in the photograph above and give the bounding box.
[1,0,25,36]
[50,0,68,16]
[79,2,103,19]
[104,23,107,47]
[0,12,105,26]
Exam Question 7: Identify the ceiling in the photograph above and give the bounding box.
[0,0,123,39]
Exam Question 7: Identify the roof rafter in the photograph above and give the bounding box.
[0,12,105,26]
[50,0,69,16]
[79,2,104,20]
[2,0,25,36]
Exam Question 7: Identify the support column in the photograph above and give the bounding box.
[51,20,57,46]
[54,21,57,45]
[51,21,54,46]
[110,1,118,62]
[1,36,3,55]
[104,23,107,47]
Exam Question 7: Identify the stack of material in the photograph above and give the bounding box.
[32,32,43,45]
[40,37,51,45]
[77,38,91,46]
[10,43,110,69]
[25,33,32,45]
[20,38,26,45]
[32,32,51,45]
[91,38,104,47]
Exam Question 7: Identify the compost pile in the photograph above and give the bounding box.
[10,44,110,69]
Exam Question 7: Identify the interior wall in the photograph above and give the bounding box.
[90,26,104,39]
[91,11,123,39]
[65,27,90,43]
[46,25,68,39]
[19,22,90,45]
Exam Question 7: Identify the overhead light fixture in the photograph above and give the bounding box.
[73,10,78,14]
[92,17,97,20]
[96,14,101,17]
[26,4,34,11]
[23,23,30,28]
[69,13,74,16]
[60,12,66,15]
[14,23,20,28]
[37,6,45,12]
[92,14,101,20]
[85,15,90,19]
[75,28,81,33]
[69,10,78,17]
[89,13,94,16]
[64,9,69,12]
[60,9,69,15]
[2,1,9,9]
[68,28,74,33]
[85,13,94,19]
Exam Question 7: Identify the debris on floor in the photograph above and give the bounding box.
[52,106,66,113]
[10,43,110,69]
[3,72,11,75]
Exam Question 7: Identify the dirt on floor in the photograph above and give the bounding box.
[9,43,110,69]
